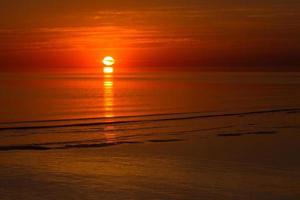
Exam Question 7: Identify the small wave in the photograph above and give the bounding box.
[0,108,299,132]
[217,131,277,137]
[0,127,231,151]
[0,111,203,125]
[0,141,142,151]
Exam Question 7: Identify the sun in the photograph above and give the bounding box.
[102,56,115,66]
[102,56,115,74]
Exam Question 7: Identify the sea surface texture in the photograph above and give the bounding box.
[0,72,299,199]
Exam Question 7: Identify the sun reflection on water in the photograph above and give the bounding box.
[103,73,116,142]
[103,74,114,118]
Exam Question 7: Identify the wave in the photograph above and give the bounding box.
[0,107,299,132]
[0,141,143,151]
[0,125,245,151]
[0,111,200,125]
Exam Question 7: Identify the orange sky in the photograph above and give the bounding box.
[0,0,299,72]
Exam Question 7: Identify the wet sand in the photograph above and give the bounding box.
[0,112,299,200]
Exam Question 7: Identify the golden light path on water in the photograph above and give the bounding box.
[103,74,114,118]
[103,66,114,74]
[103,72,116,143]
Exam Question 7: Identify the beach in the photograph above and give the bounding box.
[0,72,300,199]
[1,0,300,198]
[1,112,299,199]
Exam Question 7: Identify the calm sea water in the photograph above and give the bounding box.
[0,71,300,199]
[0,71,300,149]
[1,72,300,122]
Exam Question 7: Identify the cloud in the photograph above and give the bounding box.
[0,1,299,70]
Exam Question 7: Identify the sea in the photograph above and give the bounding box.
[0,71,299,199]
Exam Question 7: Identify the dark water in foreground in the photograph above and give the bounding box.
[0,72,299,199]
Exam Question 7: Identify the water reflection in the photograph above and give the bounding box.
[103,74,114,118]
[103,74,116,142]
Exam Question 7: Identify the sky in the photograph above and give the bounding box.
[0,0,299,72]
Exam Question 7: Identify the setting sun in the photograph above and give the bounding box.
[102,56,115,66]
[102,56,115,74]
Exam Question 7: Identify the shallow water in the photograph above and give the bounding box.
[1,72,300,122]
[0,72,300,149]
[0,71,300,199]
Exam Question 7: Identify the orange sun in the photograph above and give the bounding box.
[102,56,115,66]
[102,56,115,74]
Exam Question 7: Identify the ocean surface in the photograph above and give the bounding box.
[0,71,299,199]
